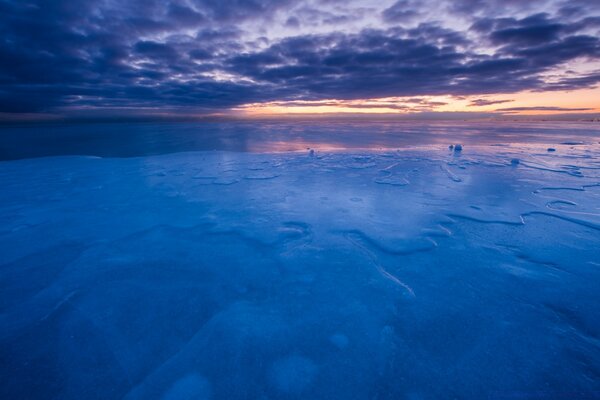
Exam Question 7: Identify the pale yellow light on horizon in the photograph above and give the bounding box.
[235,87,600,116]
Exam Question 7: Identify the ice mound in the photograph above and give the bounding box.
[1,140,600,399]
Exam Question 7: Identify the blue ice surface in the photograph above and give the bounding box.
[1,121,600,399]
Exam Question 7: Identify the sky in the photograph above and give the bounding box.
[1,0,600,120]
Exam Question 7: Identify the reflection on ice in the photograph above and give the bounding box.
[1,124,600,399]
[2,120,600,160]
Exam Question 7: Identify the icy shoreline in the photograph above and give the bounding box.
[1,143,599,399]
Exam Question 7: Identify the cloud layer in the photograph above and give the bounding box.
[0,0,599,115]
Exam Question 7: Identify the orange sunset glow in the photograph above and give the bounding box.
[237,87,600,117]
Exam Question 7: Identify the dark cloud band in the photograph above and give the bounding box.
[0,0,598,115]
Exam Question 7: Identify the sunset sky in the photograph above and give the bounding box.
[1,0,600,119]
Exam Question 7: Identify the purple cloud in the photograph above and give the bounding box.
[0,0,598,116]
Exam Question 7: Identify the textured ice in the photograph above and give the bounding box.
[1,122,600,399]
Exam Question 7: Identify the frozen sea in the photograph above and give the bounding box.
[1,121,600,399]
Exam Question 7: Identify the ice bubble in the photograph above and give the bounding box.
[268,355,318,394]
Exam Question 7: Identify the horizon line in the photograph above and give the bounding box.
[2,112,600,125]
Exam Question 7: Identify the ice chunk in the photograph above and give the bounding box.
[560,141,584,145]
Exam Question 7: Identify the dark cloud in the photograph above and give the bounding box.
[227,25,598,101]
[382,1,421,23]
[496,106,594,112]
[0,0,599,115]
[541,72,600,91]
[449,0,549,16]
[189,0,298,22]
[469,99,514,107]
[490,16,564,45]
[285,16,301,28]
[289,6,368,27]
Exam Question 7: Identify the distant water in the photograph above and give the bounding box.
[1,121,599,399]
[1,120,600,160]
